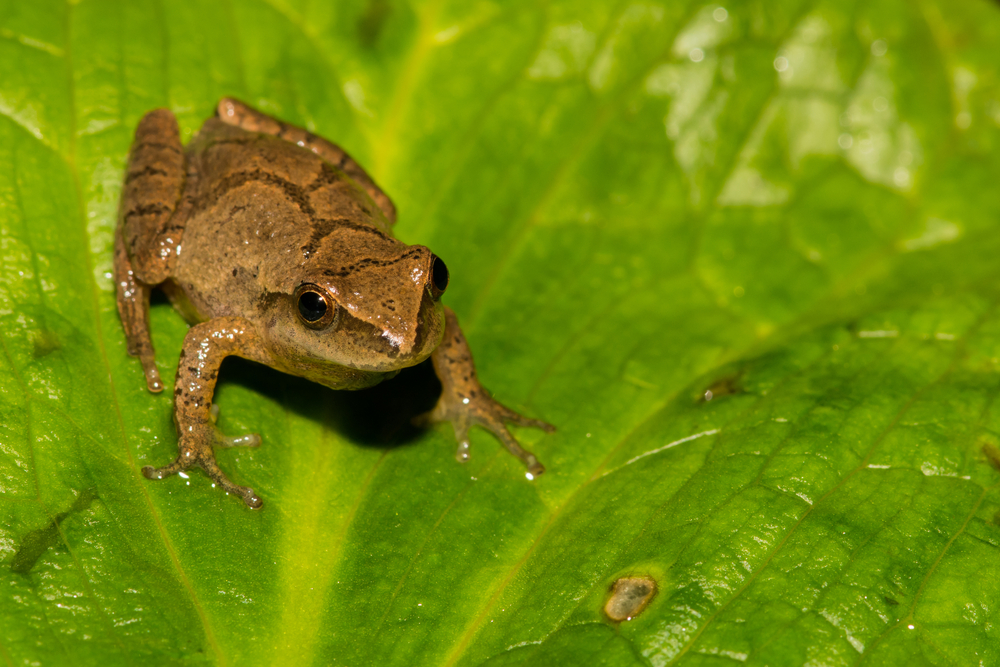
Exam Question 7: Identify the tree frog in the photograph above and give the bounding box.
[115,98,553,509]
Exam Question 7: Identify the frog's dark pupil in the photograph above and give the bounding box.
[431,256,449,293]
[298,291,327,322]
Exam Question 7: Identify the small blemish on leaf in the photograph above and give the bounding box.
[700,374,741,402]
[32,330,60,358]
[604,576,656,622]
[982,443,1000,472]
[10,488,98,575]
[358,0,391,46]
[883,595,899,606]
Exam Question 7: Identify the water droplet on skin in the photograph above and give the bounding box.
[605,577,656,622]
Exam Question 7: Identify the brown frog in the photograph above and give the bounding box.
[115,98,553,509]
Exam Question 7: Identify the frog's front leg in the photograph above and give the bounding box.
[142,317,270,508]
[418,308,554,477]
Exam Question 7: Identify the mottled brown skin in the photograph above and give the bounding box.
[115,98,553,508]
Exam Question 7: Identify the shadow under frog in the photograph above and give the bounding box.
[115,98,553,508]
[214,353,441,449]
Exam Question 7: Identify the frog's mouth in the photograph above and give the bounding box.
[332,291,445,371]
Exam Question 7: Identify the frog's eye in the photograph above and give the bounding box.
[294,284,338,329]
[430,254,449,299]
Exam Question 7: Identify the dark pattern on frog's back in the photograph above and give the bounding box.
[193,127,394,255]
[321,247,425,279]
[194,164,392,258]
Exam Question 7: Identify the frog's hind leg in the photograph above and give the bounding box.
[216,97,397,224]
[115,108,188,393]
[114,230,163,392]
[120,108,187,285]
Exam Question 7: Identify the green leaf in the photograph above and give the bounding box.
[2,0,1000,664]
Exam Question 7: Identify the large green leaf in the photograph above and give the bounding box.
[3,0,1000,664]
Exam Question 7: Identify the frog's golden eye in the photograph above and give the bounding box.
[430,254,449,299]
[294,284,338,329]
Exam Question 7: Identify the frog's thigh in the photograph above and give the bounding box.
[143,317,272,508]
[113,228,163,392]
[121,108,186,285]
[216,97,397,224]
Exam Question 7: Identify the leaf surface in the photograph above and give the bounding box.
[2,0,1000,665]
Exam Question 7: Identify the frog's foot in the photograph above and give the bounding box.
[415,393,554,478]
[142,423,263,508]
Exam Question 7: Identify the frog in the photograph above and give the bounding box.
[114,97,554,509]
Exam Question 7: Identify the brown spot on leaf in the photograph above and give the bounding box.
[358,0,391,46]
[604,576,656,622]
[32,330,60,358]
[700,373,742,402]
[982,443,1000,472]
[10,489,98,574]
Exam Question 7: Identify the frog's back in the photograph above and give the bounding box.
[172,119,398,321]
[188,119,393,239]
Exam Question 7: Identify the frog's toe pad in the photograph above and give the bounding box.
[142,461,184,480]
[218,433,261,448]
[238,488,263,509]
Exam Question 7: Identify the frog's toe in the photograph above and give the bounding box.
[200,456,263,508]
[206,407,261,447]
[485,419,545,478]
[142,442,200,480]
[218,432,261,448]
[498,406,556,434]
[451,417,472,463]
[141,460,184,480]
[143,363,164,393]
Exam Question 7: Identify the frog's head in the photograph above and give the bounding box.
[260,232,448,389]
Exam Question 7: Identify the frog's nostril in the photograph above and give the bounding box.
[430,255,449,297]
